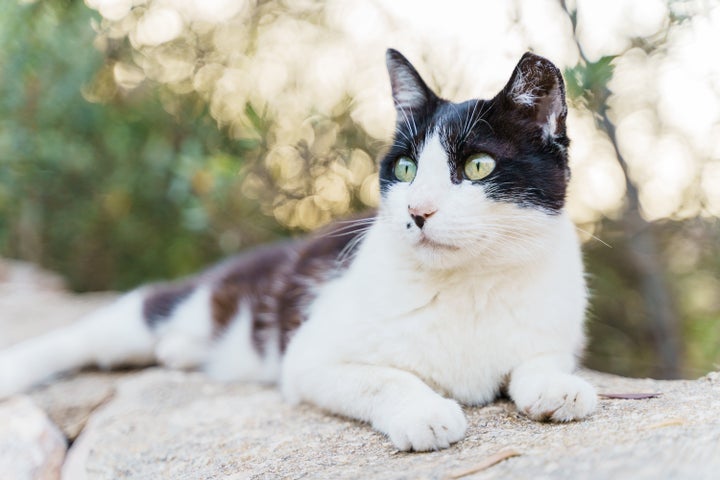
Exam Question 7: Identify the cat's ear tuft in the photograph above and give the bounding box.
[502,52,567,139]
[386,49,435,113]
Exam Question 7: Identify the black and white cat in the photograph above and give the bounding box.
[0,49,596,451]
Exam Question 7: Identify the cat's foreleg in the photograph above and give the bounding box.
[508,353,597,422]
[281,363,467,451]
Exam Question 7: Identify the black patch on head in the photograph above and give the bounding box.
[381,49,442,195]
[380,49,571,213]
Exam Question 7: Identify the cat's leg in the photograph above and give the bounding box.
[281,363,467,451]
[0,290,155,398]
[0,284,217,398]
[508,353,597,422]
[151,286,214,370]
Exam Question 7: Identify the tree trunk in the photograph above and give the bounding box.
[601,114,683,378]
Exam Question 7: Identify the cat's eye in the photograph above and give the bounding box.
[463,153,495,181]
[394,157,417,182]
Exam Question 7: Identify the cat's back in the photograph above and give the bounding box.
[196,213,373,349]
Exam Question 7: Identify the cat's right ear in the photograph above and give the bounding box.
[500,52,568,140]
[386,49,436,115]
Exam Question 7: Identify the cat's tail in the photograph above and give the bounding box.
[0,289,160,399]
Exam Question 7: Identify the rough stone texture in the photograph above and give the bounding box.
[28,372,130,441]
[56,368,720,480]
[1,259,719,479]
[0,396,67,480]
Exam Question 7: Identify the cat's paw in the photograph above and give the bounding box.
[155,334,209,370]
[0,353,27,400]
[512,373,597,422]
[382,396,467,451]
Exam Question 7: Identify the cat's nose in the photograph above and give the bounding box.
[408,205,437,229]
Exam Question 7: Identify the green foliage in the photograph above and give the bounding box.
[564,55,616,111]
[0,0,283,291]
[584,218,720,378]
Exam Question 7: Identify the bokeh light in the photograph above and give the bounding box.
[79,0,720,231]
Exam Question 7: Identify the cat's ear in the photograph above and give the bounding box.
[501,52,567,139]
[386,49,437,114]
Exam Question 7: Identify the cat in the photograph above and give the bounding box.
[0,49,597,451]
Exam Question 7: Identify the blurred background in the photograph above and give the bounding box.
[0,0,718,379]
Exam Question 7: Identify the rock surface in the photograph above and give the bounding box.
[1,259,719,479]
[29,372,129,441]
[57,368,720,480]
[0,396,67,480]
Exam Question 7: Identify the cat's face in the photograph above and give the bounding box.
[379,49,571,270]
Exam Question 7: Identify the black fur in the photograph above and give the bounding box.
[143,282,196,326]
[380,49,570,213]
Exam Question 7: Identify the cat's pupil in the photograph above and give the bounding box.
[394,157,417,182]
[464,154,495,181]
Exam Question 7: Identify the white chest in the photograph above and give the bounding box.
[287,220,587,406]
[358,284,531,405]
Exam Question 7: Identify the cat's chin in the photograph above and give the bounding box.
[407,239,469,271]
[416,234,460,251]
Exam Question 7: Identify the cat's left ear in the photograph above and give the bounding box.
[501,52,567,140]
[386,49,438,115]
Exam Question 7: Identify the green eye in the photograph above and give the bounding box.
[464,153,495,181]
[394,157,417,182]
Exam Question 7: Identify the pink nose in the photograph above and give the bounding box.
[408,205,437,229]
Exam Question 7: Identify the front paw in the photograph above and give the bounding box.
[382,396,467,452]
[512,373,597,422]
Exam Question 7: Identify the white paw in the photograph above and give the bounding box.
[0,353,28,400]
[512,373,597,422]
[382,396,467,451]
[155,334,209,370]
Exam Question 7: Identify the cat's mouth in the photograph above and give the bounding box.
[417,234,460,251]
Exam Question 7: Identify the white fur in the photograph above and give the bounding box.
[0,291,154,397]
[510,68,539,107]
[281,131,595,451]
[204,303,280,383]
[406,133,451,216]
[509,358,597,421]
[154,287,213,369]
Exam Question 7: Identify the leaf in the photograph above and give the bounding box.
[563,55,616,109]
[599,392,662,400]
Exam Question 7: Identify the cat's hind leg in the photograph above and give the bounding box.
[0,280,221,398]
[151,286,214,370]
[0,290,155,398]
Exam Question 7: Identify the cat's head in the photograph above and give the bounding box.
[379,49,571,270]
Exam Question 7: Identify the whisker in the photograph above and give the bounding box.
[336,229,369,264]
[323,228,372,239]
[575,227,613,248]
[332,218,377,225]
[462,99,480,141]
